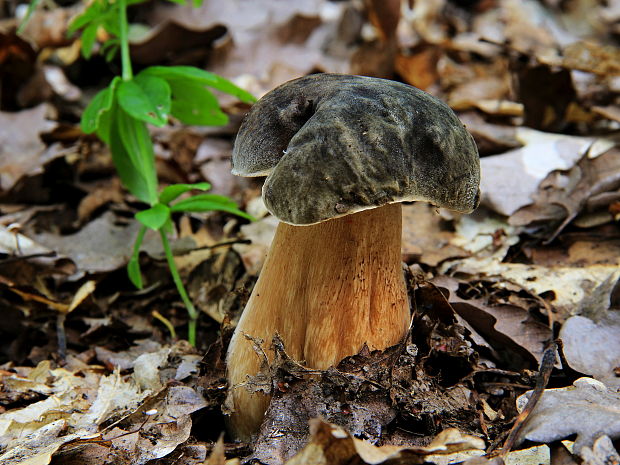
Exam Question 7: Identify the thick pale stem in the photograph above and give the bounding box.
[226,203,410,439]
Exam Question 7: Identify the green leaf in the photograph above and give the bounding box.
[128,256,143,288]
[128,225,147,289]
[109,106,158,204]
[136,203,170,230]
[140,66,256,103]
[117,75,171,127]
[68,0,104,34]
[168,81,228,126]
[96,106,113,144]
[159,182,211,204]
[101,39,120,62]
[101,11,121,37]
[173,193,239,208]
[81,77,120,134]
[116,108,158,204]
[81,23,99,59]
[170,194,254,221]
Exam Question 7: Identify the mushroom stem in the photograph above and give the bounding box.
[227,202,410,439]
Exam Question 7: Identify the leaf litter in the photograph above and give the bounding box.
[2,0,620,464]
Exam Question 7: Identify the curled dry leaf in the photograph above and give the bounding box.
[433,276,551,365]
[479,129,613,217]
[188,248,253,324]
[0,419,85,465]
[510,147,620,241]
[448,261,620,321]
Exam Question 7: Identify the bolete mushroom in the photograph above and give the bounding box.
[227,73,480,439]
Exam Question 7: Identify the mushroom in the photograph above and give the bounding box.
[227,73,480,439]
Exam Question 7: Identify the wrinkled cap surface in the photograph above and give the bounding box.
[233,73,480,225]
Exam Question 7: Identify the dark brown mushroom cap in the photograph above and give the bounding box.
[232,73,480,225]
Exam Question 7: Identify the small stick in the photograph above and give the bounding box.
[497,341,557,457]
[555,338,583,382]
[56,313,67,361]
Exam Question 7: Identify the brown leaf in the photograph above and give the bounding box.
[365,0,401,41]
[395,46,440,90]
[560,41,620,76]
[516,64,576,132]
[0,104,57,192]
[432,276,551,365]
[129,21,227,66]
[77,178,124,223]
[401,203,469,266]
[205,435,229,465]
[510,147,620,242]
[144,0,353,91]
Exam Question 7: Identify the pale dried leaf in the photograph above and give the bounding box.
[559,312,620,388]
[445,259,620,320]
[133,347,172,391]
[0,420,84,465]
[516,378,620,451]
[580,435,620,465]
[67,280,96,313]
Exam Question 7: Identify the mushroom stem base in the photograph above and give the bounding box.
[226,203,410,439]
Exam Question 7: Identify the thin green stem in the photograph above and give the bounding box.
[159,229,198,346]
[118,0,132,80]
[133,225,147,256]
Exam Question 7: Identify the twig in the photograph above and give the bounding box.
[497,341,557,457]
[1,252,57,264]
[555,338,584,382]
[56,313,67,361]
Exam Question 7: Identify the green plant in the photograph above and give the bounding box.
[66,0,256,345]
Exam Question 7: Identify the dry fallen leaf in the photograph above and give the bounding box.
[285,419,485,465]
[145,0,351,92]
[461,263,619,321]
[28,211,160,278]
[0,104,58,192]
[479,129,613,217]
[433,276,551,365]
[401,203,469,266]
[559,311,620,388]
[0,341,207,464]
[516,377,620,451]
[580,435,620,465]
